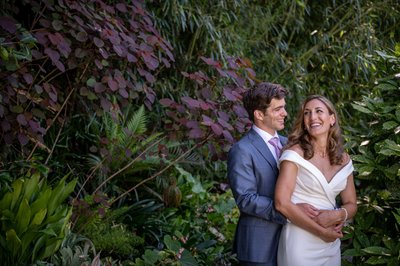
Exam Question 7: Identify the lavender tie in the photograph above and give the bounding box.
[268,137,281,158]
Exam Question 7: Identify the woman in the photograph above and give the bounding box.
[275,95,357,266]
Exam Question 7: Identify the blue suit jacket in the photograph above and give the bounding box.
[227,128,287,265]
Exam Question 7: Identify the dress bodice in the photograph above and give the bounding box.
[279,150,354,209]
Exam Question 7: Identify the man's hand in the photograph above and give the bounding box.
[294,203,344,242]
[296,203,320,219]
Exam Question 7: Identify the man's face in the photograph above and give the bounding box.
[255,98,287,135]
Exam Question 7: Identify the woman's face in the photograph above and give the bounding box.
[303,99,335,137]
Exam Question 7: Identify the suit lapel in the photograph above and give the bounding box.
[248,129,278,170]
[279,135,287,147]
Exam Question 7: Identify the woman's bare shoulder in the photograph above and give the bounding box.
[286,144,304,157]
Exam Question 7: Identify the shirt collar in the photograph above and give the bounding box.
[252,125,279,142]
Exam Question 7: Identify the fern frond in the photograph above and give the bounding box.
[121,156,161,176]
[166,141,204,165]
[125,105,146,136]
[102,113,122,141]
[130,132,163,155]
[86,154,103,170]
[119,105,147,148]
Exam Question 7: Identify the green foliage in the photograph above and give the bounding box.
[149,0,400,131]
[132,166,238,265]
[74,199,144,261]
[97,105,162,171]
[171,168,238,265]
[83,219,144,260]
[343,49,400,265]
[48,232,97,266]
[80,104,164,197]
[1,1,399,265]
[134,234,198,266]
[0,171,76,265]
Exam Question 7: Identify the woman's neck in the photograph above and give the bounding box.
[312,139,328,158]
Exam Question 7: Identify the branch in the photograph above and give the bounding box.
[93,135,166,194]
[26,86,76,161]
[110,135,211,206]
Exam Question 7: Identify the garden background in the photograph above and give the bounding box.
[0,0,399,265]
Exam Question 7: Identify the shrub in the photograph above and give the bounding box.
[0,171,76,264]
[343,49,400,265]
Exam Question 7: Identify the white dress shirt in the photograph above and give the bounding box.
[252,125,282,162]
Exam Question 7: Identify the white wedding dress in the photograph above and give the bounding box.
[277,150,354,266]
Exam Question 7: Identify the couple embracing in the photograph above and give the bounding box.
[227,82,357,266]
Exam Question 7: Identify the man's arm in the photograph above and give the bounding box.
[228,144,286,224]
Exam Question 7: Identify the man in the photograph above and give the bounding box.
[227,82,289,266]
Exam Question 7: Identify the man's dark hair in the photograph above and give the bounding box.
[243,82,288,121]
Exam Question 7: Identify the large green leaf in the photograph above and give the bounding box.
[47,175,69,216]
[365,256,388,265]
[47,175,76,217]
[45,206,69,224]
[31,234,47,262]
[30,208,47,226]
[351,103,373,114]
[30,188,52,215]
[355,230,370,247]
[164,234,180,253]
[0,193,13,211]
[20,231,38,258]
[0,173,76,264]
[10,179,23,211]
[40,237,63,260]
[393,209,400,225]
[6,229,21,257]
[22,173,40,202]
[141,249,161,265]
[382,121,398,130]
[15,198,31,235]
[362,246,391,256]
[60,178,76,203]
[378,143,400,156]
[351,154,375,164]
[356,165,375,177]
[180,249,198,266]
[342,248,362,257]
[58,207,72,237]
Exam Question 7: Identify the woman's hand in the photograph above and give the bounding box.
[320,226,343,242]
[296,205,344,241]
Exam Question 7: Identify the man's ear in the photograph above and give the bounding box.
[254,110,264,121]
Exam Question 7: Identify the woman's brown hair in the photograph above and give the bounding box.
[285,95,344,165]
